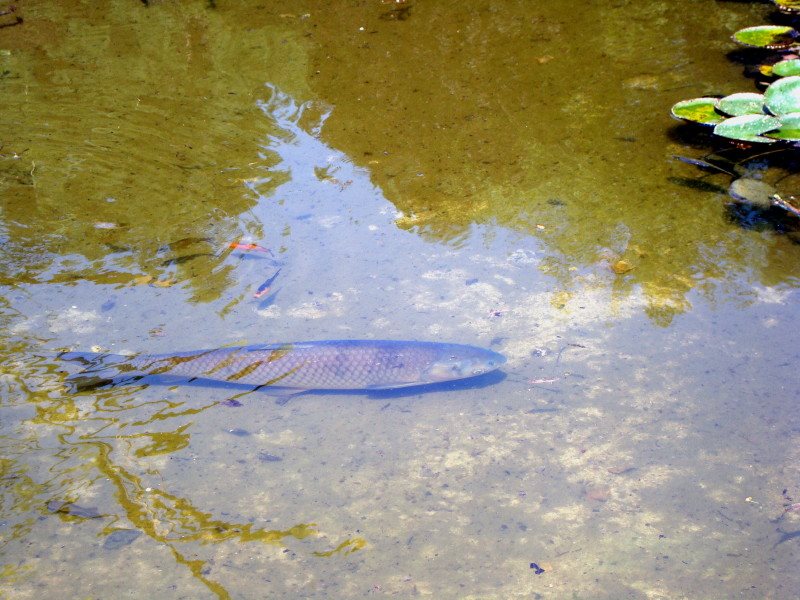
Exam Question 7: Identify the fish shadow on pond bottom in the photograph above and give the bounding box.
[65,369,507,404]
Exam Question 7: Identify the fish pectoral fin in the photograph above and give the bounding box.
[248,382,310,405]
[272,390,309,406]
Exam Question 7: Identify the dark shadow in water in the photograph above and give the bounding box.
[774,527,800,548]
[666,123,724,151]
[667,176,729,195]
[725,202,800,238]
[358,369,506,399]
[65,369,508,402]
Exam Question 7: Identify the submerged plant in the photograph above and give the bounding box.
[728,176,800,216]
[672,151,800,218]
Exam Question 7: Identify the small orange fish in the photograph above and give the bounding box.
[228,242,273,255]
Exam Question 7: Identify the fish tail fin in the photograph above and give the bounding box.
[57,352,143,392]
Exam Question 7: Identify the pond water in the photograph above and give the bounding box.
[2,1,800,598]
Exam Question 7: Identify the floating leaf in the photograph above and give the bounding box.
[759,64,775,77]
[670,97,724,125]
[765,76,800,115]
[713,114,780,142]
[772,59,800,77]
[773,0,800,14]
[729,178,776,209]
[765,111,800,140]
[732,25,798,49]
[716,93,765,116]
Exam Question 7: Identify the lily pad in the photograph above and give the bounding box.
[728,178,776,209]
[772,59,800,77]
[716,93,765,117]
[765,111,800,140]
[765,76,800,115]
[670,97,724,125]
[732,25,798,50]
[713,114,780,143]
[773,0,800,14]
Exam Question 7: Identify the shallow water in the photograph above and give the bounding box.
[2,1,799,598]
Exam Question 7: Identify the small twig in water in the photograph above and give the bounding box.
[528,377,560,385]
[555,343,586,367]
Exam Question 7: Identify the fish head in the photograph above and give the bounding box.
[423,344,506,383]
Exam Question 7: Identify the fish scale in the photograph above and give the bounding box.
[138,343,439,388]
[60,339,506,392]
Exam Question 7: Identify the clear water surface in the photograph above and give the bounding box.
[1,1,799,598]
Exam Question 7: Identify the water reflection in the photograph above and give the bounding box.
[0,1,286,304]
[1,346,364,598]
[302,0,800,323]
[1,1,797,326]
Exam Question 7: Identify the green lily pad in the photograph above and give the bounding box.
[713,114,780,143]
[670,97,724,125]
[772,59,800,77]
[715,93,765,117]
[773,0,800,14]
[765,111,800,140]
[765,76,800,115]
[732,25,798,49]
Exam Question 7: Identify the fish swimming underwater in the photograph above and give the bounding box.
[253,268,281,299]
[58,340,506,394]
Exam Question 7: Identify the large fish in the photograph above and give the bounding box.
[59,340,506,393]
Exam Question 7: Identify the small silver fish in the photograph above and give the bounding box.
[253,268,281,299]
[59,340,505,393]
